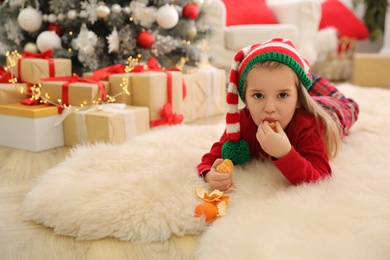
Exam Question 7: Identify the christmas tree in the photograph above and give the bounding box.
[0,0,210,75]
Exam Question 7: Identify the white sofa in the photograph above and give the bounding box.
[202,0,324,70]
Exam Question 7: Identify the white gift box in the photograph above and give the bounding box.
[0,103,64,152]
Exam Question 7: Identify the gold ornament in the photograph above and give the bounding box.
[186,26,197,39]
[96,5,110,19]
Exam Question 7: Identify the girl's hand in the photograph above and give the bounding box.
[205,158,234,193]
[256,121,291,159]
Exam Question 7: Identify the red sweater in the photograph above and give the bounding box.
[197,108,331,185]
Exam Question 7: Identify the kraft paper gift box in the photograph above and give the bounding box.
[351,54,390,88]
[0,83,29,104]
[12,58,72,84]
[131,71,183,122]
[109,71,184,123]
[0,103,64,152]
[107,73,133,105]
[40,80,110,106]
[182,67,226,122]
[63,104,150,146]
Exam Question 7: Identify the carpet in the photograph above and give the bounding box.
[23,84,390,259]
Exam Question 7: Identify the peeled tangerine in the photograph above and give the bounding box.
[195,185,230,222]
[216,159,234,173]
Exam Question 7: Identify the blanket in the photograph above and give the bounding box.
[23,84,390,259]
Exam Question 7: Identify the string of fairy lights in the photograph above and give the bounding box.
[4,50,137,112]
[4,39,211,113]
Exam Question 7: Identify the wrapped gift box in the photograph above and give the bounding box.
[12,58,72,84]
[182,67,226,123]
[40,80,110,106]
[351,54,390,88]
[131,71,183,121]
[0,83,28,104]
[108,71,183,122]
[107,73,132,105]
[0,103,64,152]
[63,104,150,146]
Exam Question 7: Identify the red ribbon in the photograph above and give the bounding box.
[132,57,185,127]
[17,50,55,83]
[150,103,184,127]
[0,66,12,83]
[89,64,126,81]
[40,75,108,113]
[22,50,53,59]
[20,83,41,106]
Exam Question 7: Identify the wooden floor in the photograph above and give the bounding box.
[0,115,224,260]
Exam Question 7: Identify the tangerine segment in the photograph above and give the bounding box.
[195,202,218,222]
[268,121,277,132]
[216,159,234,173]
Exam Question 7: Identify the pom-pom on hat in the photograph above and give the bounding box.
[222,38,313,165]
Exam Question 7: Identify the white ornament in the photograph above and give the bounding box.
[193,0,204,7]
[36,31,62,52]
[67,10,77,20]
[57,13,65,21]
[17,6,42,32]
[123,7,131,14]
[96,5,110,19]
[24,42,38,53]
[42,14,48,22]
[48,14,57,23]
[156,4,179,29]
[111,4,122,14]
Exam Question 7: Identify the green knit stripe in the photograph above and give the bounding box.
[238,53,312,102]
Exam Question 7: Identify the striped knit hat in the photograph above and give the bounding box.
[222,38,313,165]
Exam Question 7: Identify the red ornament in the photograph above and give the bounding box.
[47,23,63,36]
[136,31,154,49]
[183,4,199,20]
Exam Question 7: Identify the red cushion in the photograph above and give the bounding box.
[222,0,278,26]
[319,0,369,39]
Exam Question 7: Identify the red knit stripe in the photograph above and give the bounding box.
[238,44,306,77]
[234,49,245,63]
[226,112,240,124]
[227,132,241,142]
[226,91,238,104]
[229,70,238,85]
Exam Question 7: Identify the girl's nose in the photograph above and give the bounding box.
[264,99,276,113]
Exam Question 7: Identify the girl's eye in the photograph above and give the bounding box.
[278,92,288,99]
[253,93,263,99]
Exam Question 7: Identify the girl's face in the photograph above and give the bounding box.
[244,65,300,129]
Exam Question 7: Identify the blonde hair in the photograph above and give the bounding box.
[247,61,341,158]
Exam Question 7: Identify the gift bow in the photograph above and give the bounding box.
[90,64,126,81]
[21,50,53,59]
[150,103,184,127]
[0,66,12,83]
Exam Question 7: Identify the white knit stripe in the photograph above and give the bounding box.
[227,103,239,113]
[226,122,240,134]
[241,45,252,57]
[230,60,240,72]
[239,41,309,73]
[226,82,237,96]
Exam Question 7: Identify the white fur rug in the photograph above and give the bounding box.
[23,84,390,259]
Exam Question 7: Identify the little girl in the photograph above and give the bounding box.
[197,38,359,192]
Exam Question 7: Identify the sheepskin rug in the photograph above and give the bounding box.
[23,84,390,259]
